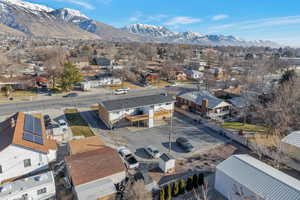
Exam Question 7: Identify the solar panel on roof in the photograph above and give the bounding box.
[23,114,44,145]
[34,136,43,145]
[23,132,34,142]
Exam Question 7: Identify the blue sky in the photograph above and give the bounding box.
[30,0,300,46]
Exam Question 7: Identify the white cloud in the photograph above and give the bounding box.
[54,0,112,10]
[212,14,229,21]
[128,11,168,23]
[209,15,300,31]
[164,16,201,26]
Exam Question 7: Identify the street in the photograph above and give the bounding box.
[0,88,166,115]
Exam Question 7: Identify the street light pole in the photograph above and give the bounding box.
[169,111,173,153]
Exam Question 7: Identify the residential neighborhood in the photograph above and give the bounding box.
[1,1,300,199]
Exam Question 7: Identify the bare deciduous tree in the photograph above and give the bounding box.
[125,180,152,200]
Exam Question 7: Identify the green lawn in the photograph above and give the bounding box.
[220,122,267,133]
[64,109,95,137]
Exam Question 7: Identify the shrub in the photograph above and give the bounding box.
[193,174,198,188]
[159,188,165,200]
[166,184,172,200]
[179,179,186,194]
[186,176,193,191]
[172,182,179,197]
[198,173,204,186]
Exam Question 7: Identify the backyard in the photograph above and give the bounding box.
[220,121,267,133]
[64,108,95,137]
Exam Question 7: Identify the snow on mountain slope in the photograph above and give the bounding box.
[0,0,53,12]
[49,8,89,23]
[122,24,279,47]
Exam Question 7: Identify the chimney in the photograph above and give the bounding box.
[10,118,15,128]
[201,99,208,113]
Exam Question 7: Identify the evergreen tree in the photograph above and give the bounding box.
[166,184,172,200]
[186,176,193,191]
[172,182,179,197]
[60,62,83,91]
[193,174,198,188]
[159,188,165,200]
[179,179,186,195]
[198,173,204,186]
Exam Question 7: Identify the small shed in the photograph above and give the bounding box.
[159,153,175,173]
[281,131,300,161]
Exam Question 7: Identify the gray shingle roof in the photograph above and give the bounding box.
[100,94,174,112]
[178,91,227,109]
[217,154,300,200]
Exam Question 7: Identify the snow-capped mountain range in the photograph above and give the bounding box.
[122,24,278,47]
[0,0,279,47]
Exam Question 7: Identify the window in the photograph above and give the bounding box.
[23,159,31,168]
[37,188,47,195]
[0,165,2,173]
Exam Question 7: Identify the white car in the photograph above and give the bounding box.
[58,119,68,131]
[113,89,128,95]
[117,147,139,169]
[144,145,161,159]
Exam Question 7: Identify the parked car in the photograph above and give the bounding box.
[58,119,68,131]
[113,89,128,95]
[63,93,78,98]
[118,147,139,169]
[176,137,194,152]
[144,145,161,158]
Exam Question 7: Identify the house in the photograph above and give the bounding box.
[173,71,187,81]
[281,131,300,161]
[215,154,300,200]
[176,91,231,119]
[93,57,112,66]
[98,94,175,129]
[0,112,57,183]
[65,147,126,200]
[0,171,56,200]
[159,153,175,173]
[184,69,203,79]
[69,56,89,69]
[141,73,160,84]
[80,75,122,91]
[68,136,105,155]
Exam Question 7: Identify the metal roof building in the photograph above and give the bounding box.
[215,154,300,200]
[282,131,300,149]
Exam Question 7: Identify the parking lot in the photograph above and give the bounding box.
[90,112,226,160]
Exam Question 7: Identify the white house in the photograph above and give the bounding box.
[184,69,203,79]
[98,94,175,129]
[159,153,175,173]
[281,131,300,161]
[0,171,56,200]
[0,112,57,183]
[80,76,122,91]
[215,154,300,200]
[65,147,126,200]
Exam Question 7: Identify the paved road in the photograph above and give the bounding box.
[0,88,165,115]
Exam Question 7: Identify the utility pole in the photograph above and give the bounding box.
[169,111,173,153]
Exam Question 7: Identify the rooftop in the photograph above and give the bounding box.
[282,131,300,148]
[0,112,57,153]
[178,91,229,109]
[0,171,55,198]
[65,147,126,186]
[68,136,105,155]
[217,154,300,200]
[99,94,174,112]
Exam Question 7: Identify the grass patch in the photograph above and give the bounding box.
[64,109,95,137]
[249,134,280,147]
[0,89,37,98]
[220,121,267,133]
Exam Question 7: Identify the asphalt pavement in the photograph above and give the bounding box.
[0,88,165,115]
